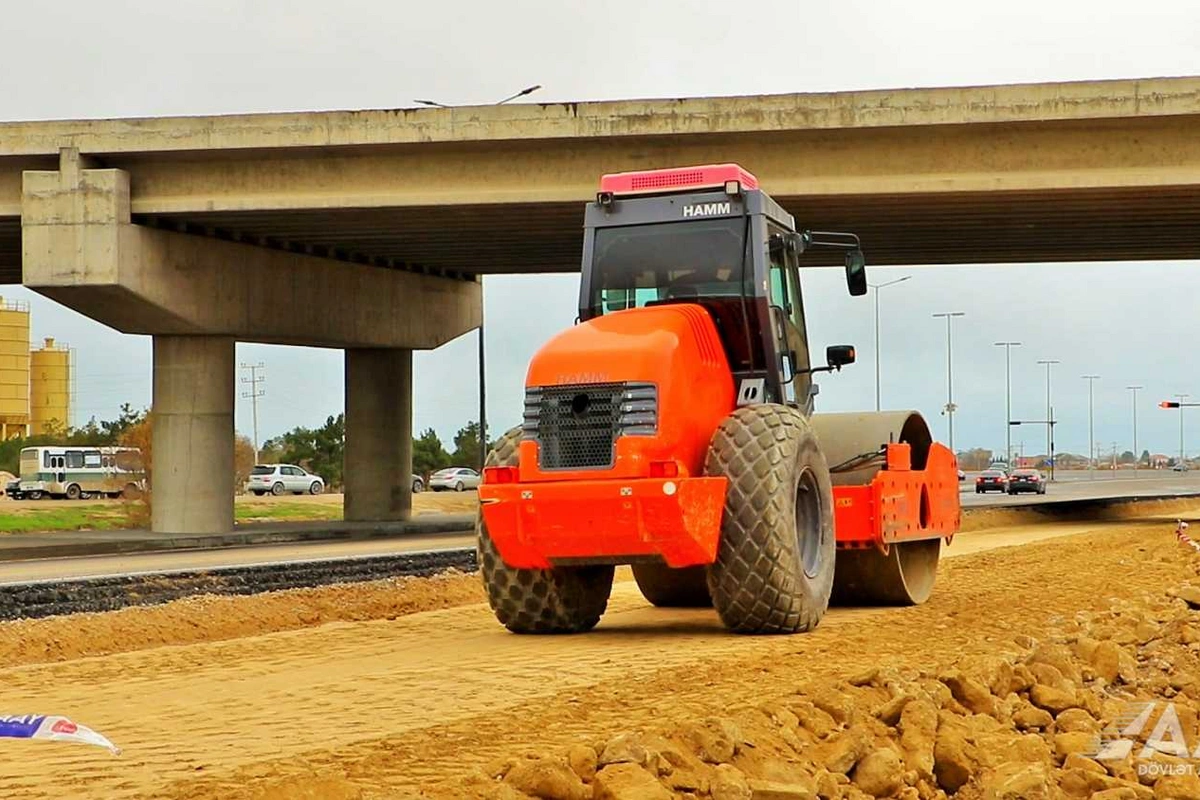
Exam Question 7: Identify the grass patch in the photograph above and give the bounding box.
[234,502,343,523]
[0,506,130,534]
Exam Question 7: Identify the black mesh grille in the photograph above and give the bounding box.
[525,383,623,470]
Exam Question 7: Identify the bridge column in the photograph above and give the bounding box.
[344,348,413,522]
[151,335,235,534]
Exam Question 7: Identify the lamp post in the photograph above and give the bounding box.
[995,342,1021,463]
[932,312,965,453]
[1127,385,1143,472]
[1037,359,1061,480]
[413,86,543,470]
[868,276,911,411]
[1081,375,1099,474]
[416,84,542,108]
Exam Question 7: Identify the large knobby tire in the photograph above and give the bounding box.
[706,405,836,634]
[632,563,712,608]
[478,427,614,634]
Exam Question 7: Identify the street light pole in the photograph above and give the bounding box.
[932,312,965,453]
[1037,359,1061,480]
[995,342,1021,463]
[869,276,911,411]
[1127,385,1143,472]
[1082,375,1099,475]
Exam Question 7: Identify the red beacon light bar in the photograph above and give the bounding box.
[598,163,759,198]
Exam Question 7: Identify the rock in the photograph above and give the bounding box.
[566,744,597,782]
[810,686,855,726]
[1090,641,1124,684]
[711,764,752,800]
[1029,642,1084,684]
[814,770,843,800]
[1029,662,1070,690]
[981,761,1054,799]
[591,763,672,800]
[851,748,903,797]
[1176,585,1200,609]
[941,671,997,716]
[899,699,938,782]
[599,733,650,767]
[1056,707,1101,733]
[848,667,879,687]
[504,757,589,800]
[822,728,870,775]
[748,780,817,800]
[1012,704,1054,731]
[1118,650,1139,684]
[792,701,838,740]
[1009,663,1035,694]
[1091,790,1142,800]
[875,694,913,726]
[679,718,741,764]
[1055,731,1101,762]
[1062,752,1106,773]
[960,655,1016,698]
[933,718,976,793]
[1030,682,1081,714]
[1154,773,1200,799]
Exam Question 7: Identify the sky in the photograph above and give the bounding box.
[4,0,1200,459]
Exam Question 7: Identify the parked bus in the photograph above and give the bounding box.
[9,446,146,500]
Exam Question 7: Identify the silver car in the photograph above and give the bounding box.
[429,467,481,492]
[246,464,325,496]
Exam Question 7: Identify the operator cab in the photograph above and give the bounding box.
[579,164,865,411]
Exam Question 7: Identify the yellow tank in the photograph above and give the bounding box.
[0,297,30,439]
[30,337,70,436]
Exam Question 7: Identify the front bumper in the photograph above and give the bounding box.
[479,476,727,570]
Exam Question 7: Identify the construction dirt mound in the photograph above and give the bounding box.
[465,564,1200,799]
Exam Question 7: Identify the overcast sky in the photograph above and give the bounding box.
[4,0,1200,459]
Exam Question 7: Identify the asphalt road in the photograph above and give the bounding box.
[960,469,1200,507]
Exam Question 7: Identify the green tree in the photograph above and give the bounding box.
[452,421,483,468]
[412,428,450,479]
[1141,449,1151,466]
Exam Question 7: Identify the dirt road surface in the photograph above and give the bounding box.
[0,510,1197,798]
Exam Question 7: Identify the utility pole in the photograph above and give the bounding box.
[932,312,965,454]
[1037,359,1061,480]
[1082,375,1099,475]
[995,342,1022,465]
[869,275,911,411]
[240,362,265,463]
[1127,385,1143,472]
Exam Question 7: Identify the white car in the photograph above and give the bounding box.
[429,467,481,492]
[246,464,325,496]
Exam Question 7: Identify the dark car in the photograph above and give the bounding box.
[1008,469,1047,495]
[975,469,1008,494]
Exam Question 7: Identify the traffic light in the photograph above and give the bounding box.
[1161,401,1181,409]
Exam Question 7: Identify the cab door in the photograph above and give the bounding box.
[766,229,813,409]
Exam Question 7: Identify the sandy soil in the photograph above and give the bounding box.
[2,505,1199,799]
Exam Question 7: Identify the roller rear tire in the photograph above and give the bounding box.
[632,563,712,608]
[705,404,836,634]
[478,427,614,634]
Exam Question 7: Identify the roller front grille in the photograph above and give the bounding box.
[523,382,657,470]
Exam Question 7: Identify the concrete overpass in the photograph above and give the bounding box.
[2,76,1199,534]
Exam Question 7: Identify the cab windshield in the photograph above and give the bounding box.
[589,217,748,315]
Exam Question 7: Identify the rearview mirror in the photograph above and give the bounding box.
[844,249,867,296]
[826,345,856,369]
